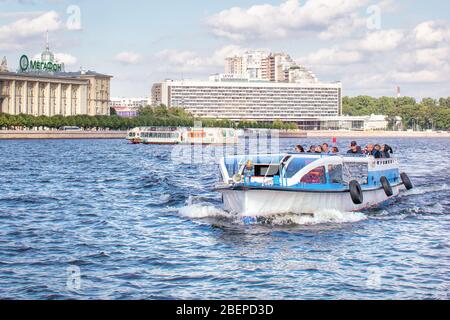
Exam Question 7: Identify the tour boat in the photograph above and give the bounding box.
[215,153,413,217]
[127,127,238,145]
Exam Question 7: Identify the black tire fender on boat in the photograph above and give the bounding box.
[380,176,393,197]
[401,172,413,190]
[349,180,363,205]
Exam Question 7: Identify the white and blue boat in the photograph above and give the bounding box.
[216,153,413,217]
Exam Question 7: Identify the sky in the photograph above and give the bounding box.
[1,0,450,99]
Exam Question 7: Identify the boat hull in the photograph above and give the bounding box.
[142,141,179,145]
[127,138,142,144]
[220,185,403,217]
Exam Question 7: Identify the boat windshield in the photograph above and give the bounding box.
[284,157,317,178]
[223,155,284,177]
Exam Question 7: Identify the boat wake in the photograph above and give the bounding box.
[178,203,230,219]
[178,197,367,226]
[399,183,449,197]
[265,209,367,226]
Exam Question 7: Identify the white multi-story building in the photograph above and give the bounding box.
[109,97,149,117]
[110,97,149,108]
[287,115,390,131]
[223,50,317,84]
[225,56,244,75]
[289,66,318,84]
[156,79,342,122]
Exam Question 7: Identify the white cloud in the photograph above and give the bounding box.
[415,47,449,66]
[156,49,200,67]
[0,11,62,51]
[355,29,404,52]
[399,47,450,69]
[0,11,46,20]
[54,53,77,66]
[318,13,366,40]
[155,45,246,73]
[302,47,363,65]
[206,0,369,41]
[114,51,143,65]
[389,69,448,83]
[294,17,450,96]
[31,52,77,66]
[301,29,404,67]
[413,20,450,47]
[0,11,61,41]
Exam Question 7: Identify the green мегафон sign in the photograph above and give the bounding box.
[19,55,63,73]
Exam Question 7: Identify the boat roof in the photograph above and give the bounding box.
[222,152,387,166]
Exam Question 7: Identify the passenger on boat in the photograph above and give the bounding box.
[295,145,305,153]
[364,144,382,158]
[244,160,253,183]
[314,145,323,153]
[374,144,382,158]
[347,141,363,154]
[331,146,339,154]
[307,145,316,153]
[364,144,373,155]
[322,143,330,153]
[381,144,393,158]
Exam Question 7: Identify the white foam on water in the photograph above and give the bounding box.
[401,183,449,197]
[178,203,368,226]
[269,209,367,226]
[423,202,445,214]
[178,204,231,219]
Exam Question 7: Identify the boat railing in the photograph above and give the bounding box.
[372,158,398,166]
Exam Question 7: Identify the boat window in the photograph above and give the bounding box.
[254,165,280,177]
[300,166,326,184]
[328,164,343,184]
[189,132,206,138]
[343,162,368,185]
[285,158,315,178]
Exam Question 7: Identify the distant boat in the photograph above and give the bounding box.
[126,127,238,145]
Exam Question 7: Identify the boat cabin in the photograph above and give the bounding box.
[219,153,401,191]
[141,127,182,144]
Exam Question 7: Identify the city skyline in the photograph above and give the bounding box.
[1,0,450,99]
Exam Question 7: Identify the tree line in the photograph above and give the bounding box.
[0,105,297,131]
[343,96,450,130]
[0,98,448,131]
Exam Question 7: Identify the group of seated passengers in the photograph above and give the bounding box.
[347,141,393,158]
[295,143,339,154]
[294,141,393,158]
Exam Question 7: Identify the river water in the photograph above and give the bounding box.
[0,137,449,300]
